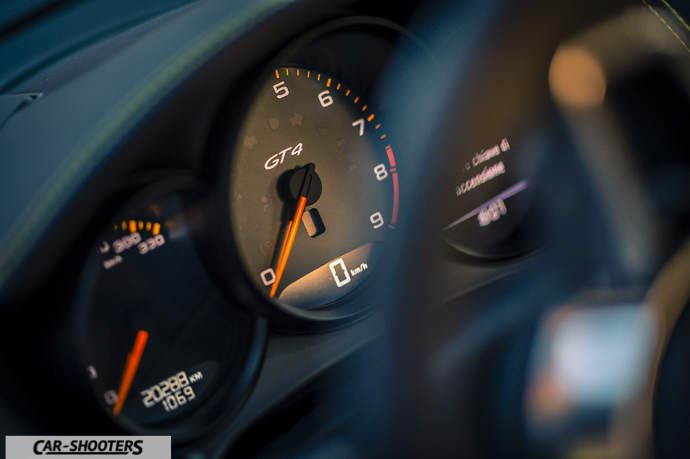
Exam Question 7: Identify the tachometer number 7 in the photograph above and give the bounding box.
[352,118,364,136]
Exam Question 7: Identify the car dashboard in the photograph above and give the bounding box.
[2,0,690,457]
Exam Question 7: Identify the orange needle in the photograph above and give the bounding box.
[112,330,149,416]
[270,196,307,297]
[277,219,294,262]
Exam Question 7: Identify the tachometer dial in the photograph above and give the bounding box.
[76,183,265,441]
[229,67,399,312]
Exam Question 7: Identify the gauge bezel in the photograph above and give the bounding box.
[217,68,400,331]
[204,17,420,332]
[73,177,267,442]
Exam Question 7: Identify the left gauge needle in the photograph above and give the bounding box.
[270,163,316,298]
[112,330,149,416]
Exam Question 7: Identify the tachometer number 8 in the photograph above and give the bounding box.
[374,164,388,181]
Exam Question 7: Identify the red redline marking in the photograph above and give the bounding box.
[391,168,397,172]
[391,172,399,225]
[386,146,396,168]
[388,225,395,229]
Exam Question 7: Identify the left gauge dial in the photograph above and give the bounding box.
[75,183,265,440]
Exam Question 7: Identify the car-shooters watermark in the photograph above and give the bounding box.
[6,437,170,459]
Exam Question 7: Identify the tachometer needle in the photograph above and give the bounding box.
[270,163,316,297]
[112,330,149,416]
[271,196,307,297]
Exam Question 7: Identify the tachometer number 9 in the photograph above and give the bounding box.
[370,212,384,229]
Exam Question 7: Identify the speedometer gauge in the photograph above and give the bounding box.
[75,182,265,441]
[229,67,399,312]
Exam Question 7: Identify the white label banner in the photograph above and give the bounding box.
[6,436,171,459]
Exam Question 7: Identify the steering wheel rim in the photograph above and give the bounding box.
[367,0,690,457]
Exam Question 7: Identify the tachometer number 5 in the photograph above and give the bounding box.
[273,81,289,99]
